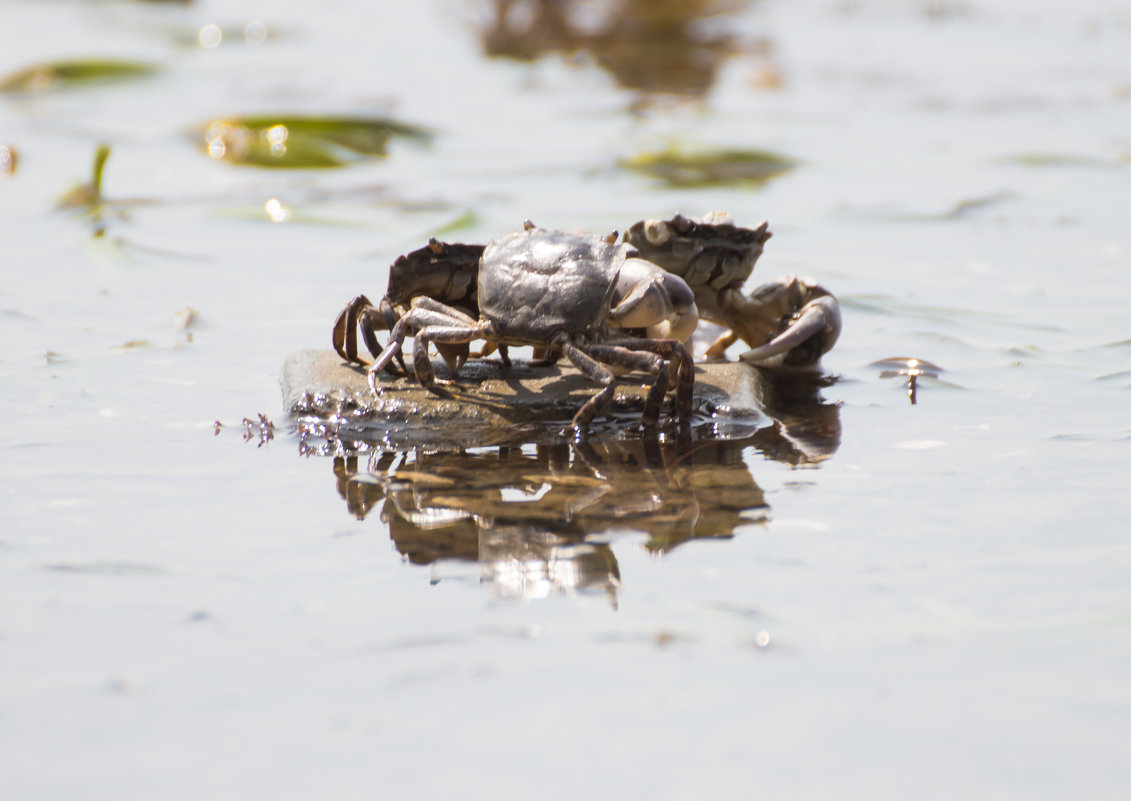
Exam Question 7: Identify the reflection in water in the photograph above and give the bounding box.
[470,0,763,101]
[305,371,838,605]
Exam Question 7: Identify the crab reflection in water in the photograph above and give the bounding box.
[319,372,840,605]
[334,438,764,607]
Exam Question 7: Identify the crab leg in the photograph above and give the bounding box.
[702,329,741,360]
[404,296,481,373]
[332,294,372,363]
[409,295,478,323]
[559,340,618,430]
[367,304,482,393]
[611,339,695,426]
[413,324,491,398]
[640,362,670,427]
[584,344,663,375]
[584,341,669,426]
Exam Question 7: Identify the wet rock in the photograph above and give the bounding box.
[281,349,767,432]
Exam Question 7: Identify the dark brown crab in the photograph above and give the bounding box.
[369,223,695,432]
[624,212,841,367]
[332,238,497,373]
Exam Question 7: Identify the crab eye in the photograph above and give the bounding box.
[643,220,672,246]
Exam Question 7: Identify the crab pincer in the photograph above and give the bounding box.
[625,213,840,366]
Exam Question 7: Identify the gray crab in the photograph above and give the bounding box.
[369,223,695,432]
[624,212,841,367]
[334,230,699,376]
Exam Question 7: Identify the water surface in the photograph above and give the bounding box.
[2,1,1129,798]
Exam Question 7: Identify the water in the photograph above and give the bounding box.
[2,1,1129,798]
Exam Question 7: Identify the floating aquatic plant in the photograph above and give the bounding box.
[620,145,795,188]
[57,143,111,217]
[0,59,157,94]
[199,115,431,168]
[997,152,1117,168]
[56,144,157,237]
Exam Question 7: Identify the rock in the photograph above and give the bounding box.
[281,349,769,445]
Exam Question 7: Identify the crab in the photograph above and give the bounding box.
[334,212,839,377]
[624,212,841,367]
[334,230,700,375]
[368,222,695,432]
[331,238,502,374]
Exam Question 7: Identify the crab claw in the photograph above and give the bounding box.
[367,325,406,391]
[332,294,373,364]
[738,287,841,368]
[332,294,408,374]
[609,257,699,343]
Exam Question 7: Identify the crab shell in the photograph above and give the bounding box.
[477,227,625,343]
[385,239,484,318]
[624,214,771,298]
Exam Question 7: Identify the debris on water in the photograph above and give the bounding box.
[997,152,1118,168]
[56,143,111,213]
[241,414,275,446]
[944,192,1014,219]
[652,630,691,648]
[113,339,153,351]
[1095,370,1131,386]
[871,356,943,404]
[173,306,197,332]
[0,144,16,175]
[212,414,277,446]
[838,192,1013,222]
[55,144,160,236]
[43,562,165,575]
[56,143,124,236]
